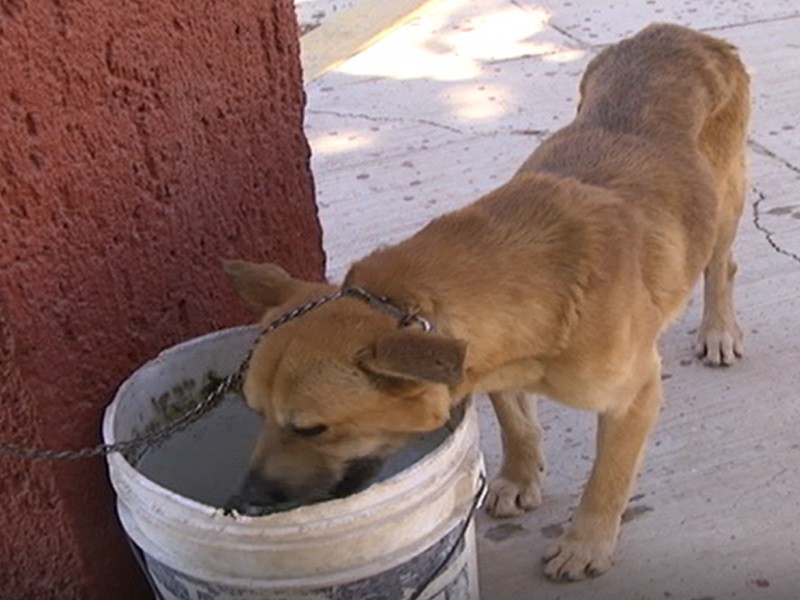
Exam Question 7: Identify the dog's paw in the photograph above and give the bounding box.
[541,536,614,581]
[694,324,743,367]
[485,476,542,518]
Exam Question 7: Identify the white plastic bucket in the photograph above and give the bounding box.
[103,326,484,600]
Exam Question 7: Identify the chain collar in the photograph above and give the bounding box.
[0,286,433,460]
[343,286,433,332]
[236,286,433,385]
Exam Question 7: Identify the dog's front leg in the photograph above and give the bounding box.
[542,365,662,581]
[485,390,546,518]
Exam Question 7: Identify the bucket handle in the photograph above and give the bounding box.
[408,471,487,600]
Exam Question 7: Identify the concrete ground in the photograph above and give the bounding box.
[297,1,800,598]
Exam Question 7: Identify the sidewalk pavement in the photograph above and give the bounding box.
[299,1,800,598]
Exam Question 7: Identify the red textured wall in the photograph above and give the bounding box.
[0,1,323,598]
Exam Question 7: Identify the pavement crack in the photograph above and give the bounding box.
[416,118,463,134]
[749,139,800,177]
[307,109,463,134]
[509,128,550,138]
[751,185,800,265]
[307,108,394,124]
[748,139,800,265]
[702,12,800,33]
[547,22,597,49]
[508,0,595,49]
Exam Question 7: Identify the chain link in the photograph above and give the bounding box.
[0,372,242,460]
[0,286,431,460]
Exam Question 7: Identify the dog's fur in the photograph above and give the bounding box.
[226,24,749,580]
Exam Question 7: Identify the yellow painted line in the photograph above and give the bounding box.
[301,0,446,84]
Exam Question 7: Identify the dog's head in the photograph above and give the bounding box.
[223,261,467,513]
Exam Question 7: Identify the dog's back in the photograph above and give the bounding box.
[513,23,749,321]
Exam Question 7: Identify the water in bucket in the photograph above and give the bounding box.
[134,385,458,513]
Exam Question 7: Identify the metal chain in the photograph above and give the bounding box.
[0,372,242,460]
[0,286,432,460]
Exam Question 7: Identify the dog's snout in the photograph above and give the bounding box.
[242,468,290,502]
[223,456,386,516]
[224,469,292,516]
[332,457,384,498]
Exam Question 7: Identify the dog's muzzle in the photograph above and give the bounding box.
[223,456,385,516]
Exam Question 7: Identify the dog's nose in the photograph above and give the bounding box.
[331,457,384,498]
[223,469,293,516]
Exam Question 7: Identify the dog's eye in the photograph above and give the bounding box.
[291,424,328,438]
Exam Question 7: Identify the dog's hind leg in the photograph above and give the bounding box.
[695,167,745,366]
[695,57,748,366]
[542,356,661,581]
[485,390,545,518]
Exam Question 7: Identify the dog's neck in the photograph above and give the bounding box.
[343,263,560,394]
[342,181,612,393]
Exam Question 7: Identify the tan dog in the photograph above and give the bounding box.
[225,23,749,581]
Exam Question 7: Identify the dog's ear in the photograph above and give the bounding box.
[223,260,325,313]
[357,329,467,386]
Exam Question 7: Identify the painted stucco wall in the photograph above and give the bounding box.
[0,1,323,598]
